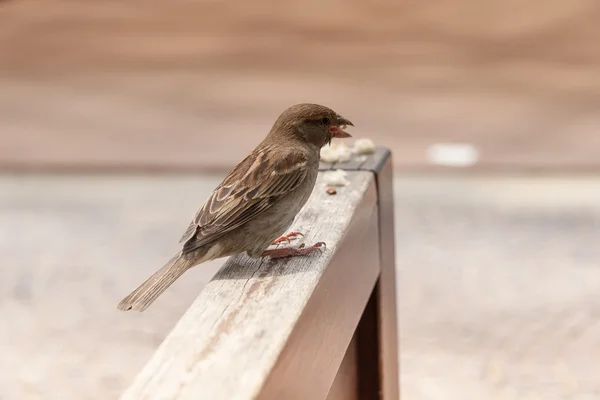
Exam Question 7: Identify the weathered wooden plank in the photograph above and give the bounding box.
[326,147,399,400]
[319,147,386,172]
[326,333,359,400]
[374,153,401,400]
[257,204,380,400]
[322,147,399,399]
[359,148,390,173]
[350,149,400,399]
[121,171,380,400]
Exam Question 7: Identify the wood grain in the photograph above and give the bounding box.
[121,171,380,400]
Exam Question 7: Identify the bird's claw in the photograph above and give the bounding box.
[298,242,325,250]
[262,241,327,259]
[271,231,305,246]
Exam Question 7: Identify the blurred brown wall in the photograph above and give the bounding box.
[1,0,599,171]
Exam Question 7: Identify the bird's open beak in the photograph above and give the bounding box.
[328,116,354,138]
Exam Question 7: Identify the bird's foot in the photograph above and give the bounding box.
[271,231,304,245]
[262,242,326,259]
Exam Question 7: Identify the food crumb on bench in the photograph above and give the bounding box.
[323,169,350,186]
[320,142,353,163]
[326,188,337,195]
[352,138,376,154]
[320,139,376,163]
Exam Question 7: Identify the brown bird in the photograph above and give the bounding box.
[117,103,353,311]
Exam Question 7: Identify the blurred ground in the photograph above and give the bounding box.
[1,0,600,171]
[1,173,600,399]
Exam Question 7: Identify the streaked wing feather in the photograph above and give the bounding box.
[178,151,260,244]
[179,147,309,254]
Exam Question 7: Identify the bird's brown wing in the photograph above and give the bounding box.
[178,146,310,254]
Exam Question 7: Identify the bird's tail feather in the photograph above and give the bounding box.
[117,253,195,312]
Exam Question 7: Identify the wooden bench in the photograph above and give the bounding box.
[121,148,399,400]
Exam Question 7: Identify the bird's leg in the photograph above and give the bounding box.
[262,242,326,259]
[271,231,304,245]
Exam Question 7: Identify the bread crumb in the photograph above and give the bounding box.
[320,142,353,163]
[326,188,337,195]
[352,138,376,154]
[323,169,350,186]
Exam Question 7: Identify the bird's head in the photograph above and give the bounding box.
[268,103,354,148]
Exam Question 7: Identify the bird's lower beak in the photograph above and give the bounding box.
[329,117,354,138]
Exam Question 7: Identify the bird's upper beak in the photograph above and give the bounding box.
[329,116,354,138]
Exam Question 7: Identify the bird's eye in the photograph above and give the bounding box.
[321,117,330,125]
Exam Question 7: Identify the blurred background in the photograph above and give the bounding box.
[1,0,600,398]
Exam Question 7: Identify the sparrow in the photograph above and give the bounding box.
[117,103,353,311]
